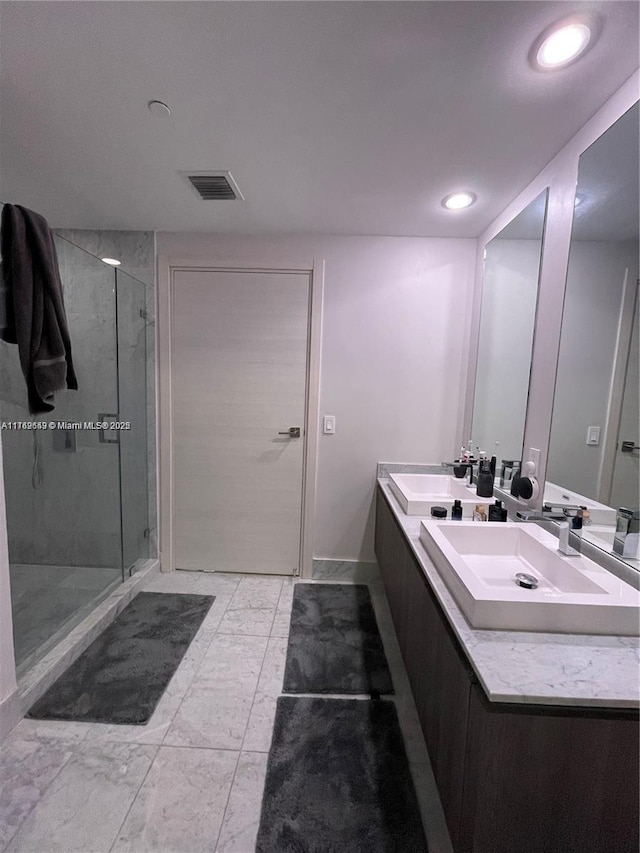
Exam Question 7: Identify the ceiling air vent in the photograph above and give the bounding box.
[182,171,244,201]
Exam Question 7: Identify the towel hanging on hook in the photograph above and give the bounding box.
[0,203,78,413]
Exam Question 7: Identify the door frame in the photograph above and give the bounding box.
[597,273,638,504]
[157,256,324,579]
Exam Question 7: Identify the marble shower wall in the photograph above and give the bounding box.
[55,229,157,557]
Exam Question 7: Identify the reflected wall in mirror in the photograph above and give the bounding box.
[472,190,548,469]
[547,102,639,566]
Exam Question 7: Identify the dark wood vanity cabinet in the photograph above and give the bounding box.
[375,486,640,853]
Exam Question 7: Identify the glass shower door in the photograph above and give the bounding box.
[2,236,124,671]
[116,268,149,570]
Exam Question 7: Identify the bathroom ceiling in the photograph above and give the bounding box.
[0,1,638,237]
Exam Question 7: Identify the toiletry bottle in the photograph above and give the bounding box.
[451,499,463,520]
[489,441,499,478]
[488,499,507,522]
[473,504,487,521]
[476,456,494,498]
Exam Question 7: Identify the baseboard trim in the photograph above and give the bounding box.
[312,559,380,583]
[0,687,22,741]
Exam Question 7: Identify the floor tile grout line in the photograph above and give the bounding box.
[221,583,284,850]
[213,748,243,853]
[157,587,240,749]
[226,574,275,612]
[266,578,285,636]
[0,738,77,853]
[5,573,438,853]
[106,743,162,853]
[273,576,441,848]
[273,577,289,620]
[9,580,255,848]
[153,743,255,755]
[240,598,280,753]
[215,630,274,638]
[116,594,230,750]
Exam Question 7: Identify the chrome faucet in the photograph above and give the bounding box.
[441,460,475,485]
[516,504,584,556]
[613,508,640,558]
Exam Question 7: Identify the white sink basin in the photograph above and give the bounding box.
[389,473,480,517]
[419,520,640,635]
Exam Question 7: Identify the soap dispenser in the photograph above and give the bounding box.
[476,454,494,498]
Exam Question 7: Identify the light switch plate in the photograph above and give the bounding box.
[323,415,336,435]
[587,426,600,446]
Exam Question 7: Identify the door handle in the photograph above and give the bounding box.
[278,427,301,438]
[621,441,639,453]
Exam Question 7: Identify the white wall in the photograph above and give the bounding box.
[157,234,476,561]
[472,239,542,464]
[0,434,17,711]
[547,241,638,497]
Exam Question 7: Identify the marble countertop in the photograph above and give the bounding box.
[378,478,640,709]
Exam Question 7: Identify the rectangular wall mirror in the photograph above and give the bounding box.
[547,101,639,569]
[471,189,548,471]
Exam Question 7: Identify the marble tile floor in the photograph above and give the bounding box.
[1,567,453,853]
[9,564,123,671]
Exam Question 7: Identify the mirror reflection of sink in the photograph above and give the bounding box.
[389,473,478,517]
[544,481,617,526]
[419,521,640,635]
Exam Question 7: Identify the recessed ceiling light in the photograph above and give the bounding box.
[148,99,172,117]
[442,192,476,211]
[531,16,598,71]
[101,257,121,266]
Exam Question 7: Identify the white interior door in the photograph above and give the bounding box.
[171,269,310,574]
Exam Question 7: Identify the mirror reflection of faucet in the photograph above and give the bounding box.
[500,459,520,490]
[613,508,640,559]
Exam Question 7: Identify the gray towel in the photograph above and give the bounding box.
[0,204,78,413]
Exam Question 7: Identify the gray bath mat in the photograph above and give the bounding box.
[27,592,214,724]
[257,696,428,852]
[283,583,393,695]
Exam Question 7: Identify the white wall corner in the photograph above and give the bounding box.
[0,432,18,712]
